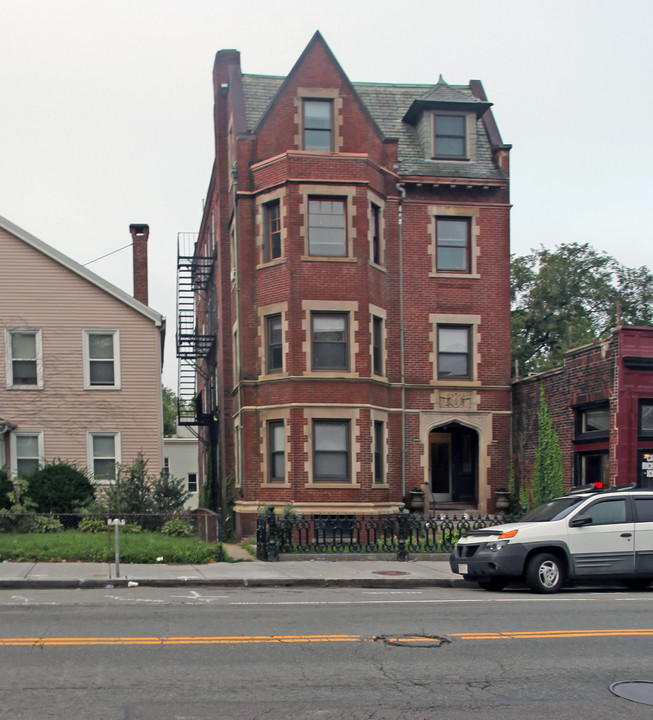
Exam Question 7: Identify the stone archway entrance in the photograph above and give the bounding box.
[429,422,478,504]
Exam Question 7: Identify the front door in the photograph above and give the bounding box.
[430,424,478,504]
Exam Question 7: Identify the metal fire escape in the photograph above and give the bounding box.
[176,232,216,426]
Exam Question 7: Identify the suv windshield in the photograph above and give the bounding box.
[520,496,584,522]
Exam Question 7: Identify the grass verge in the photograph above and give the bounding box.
[0,531,223,563]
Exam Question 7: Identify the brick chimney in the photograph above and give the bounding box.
[129,223,149,305]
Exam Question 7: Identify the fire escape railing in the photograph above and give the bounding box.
[176,232,216,426]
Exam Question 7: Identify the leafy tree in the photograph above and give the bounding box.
[152,470,190,512]
[26,460,95,513]
[531,385,565,506]
[101,452,154,514]
[101,452,189,515]
[162,386,178,437]
[511,243,653,374]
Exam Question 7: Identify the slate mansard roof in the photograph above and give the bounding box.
[240,74,507,181]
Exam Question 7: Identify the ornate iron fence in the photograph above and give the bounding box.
[256,506,520,561]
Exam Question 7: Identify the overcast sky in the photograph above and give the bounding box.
[2,0,652,390]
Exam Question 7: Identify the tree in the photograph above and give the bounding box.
[511,243,653,374]
[531,385,565,507]
[162,386,178,437]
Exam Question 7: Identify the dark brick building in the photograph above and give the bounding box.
[183,32,512,535]
[513,325,653,494]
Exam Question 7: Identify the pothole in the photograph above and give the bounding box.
[374,634,450,647]
[610,681,653,706]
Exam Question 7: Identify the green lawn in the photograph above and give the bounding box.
[0,530,223,563]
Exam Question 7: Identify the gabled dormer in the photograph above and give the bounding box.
[403,75,492,162]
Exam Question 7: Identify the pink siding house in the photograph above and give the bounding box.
[0,215,165,481]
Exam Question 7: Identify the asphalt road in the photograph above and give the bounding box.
[0,584,652,719]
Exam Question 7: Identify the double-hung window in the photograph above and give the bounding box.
[266,314,283,373]
[84,330,120,389]
[268,421,285,483]
[639,400,653,439]
[314,420,349,481]
[437,326,471,379]
[303,100,332,152]
[11,431,43,478]
[373,420,384,484]
[436,218,470,272]
[88,432,120,481]
[308,198,346,256]
[370,203,381,265]
[312,312,348,370]
[263,201,281,262]
[434,114,466,158]
[372,316,383,376]
[6,329,42,388]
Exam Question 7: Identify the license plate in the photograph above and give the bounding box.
[458,563,468,574]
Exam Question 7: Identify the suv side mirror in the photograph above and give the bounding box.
[570,514,592,528]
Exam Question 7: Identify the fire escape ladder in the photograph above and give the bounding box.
[176,233,217,427]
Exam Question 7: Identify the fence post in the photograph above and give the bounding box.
[396,506,408,561]
[267,505,278,561]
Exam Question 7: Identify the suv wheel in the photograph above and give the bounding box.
[526,553,564,594]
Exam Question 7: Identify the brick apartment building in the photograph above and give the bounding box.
[180,32,512,535]
[513,326,653,494]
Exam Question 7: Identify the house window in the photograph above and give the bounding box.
[434,114,466,158]
[6,329,42,388]
[312,313,348,370]
[576,403,610,440]
[268,421,285,483]
[639,400,653,438]
[12,431,43,478]
[188,473,198,493]
[372,316,383,376]
[308,198,346,256]
[89,432,120,481]
[263,201,281,262]
[437,326,470,379]
[576,450,609,488]
[314,420,349,481]
[436,218,470,272]
[84,331,120,389]
[370,203,381,265]
[373,420,384,484]
[303,100,332,152]
[266,314,283,373]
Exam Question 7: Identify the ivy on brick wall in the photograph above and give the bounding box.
[531,384,565,506]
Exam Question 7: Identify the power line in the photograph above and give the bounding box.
[83,243,132,267]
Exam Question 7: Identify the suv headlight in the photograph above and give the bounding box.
[485,540,510,552]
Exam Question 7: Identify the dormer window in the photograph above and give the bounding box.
[434,114,466,158]
[303,100,332,152]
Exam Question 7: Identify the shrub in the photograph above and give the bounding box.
[26,460,94,513]
[15,514,63,534]
[0,468,12,511]
[162,518,192,537]
[101,452,154,514]
[78,517,107,534]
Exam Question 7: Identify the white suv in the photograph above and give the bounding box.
[449,484,653,593]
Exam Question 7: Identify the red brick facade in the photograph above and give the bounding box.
[512,326,653,495]
[194,33,512,536]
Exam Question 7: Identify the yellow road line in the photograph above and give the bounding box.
[1,629,652,647]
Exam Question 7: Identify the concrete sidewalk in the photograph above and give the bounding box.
[0,547,463,589]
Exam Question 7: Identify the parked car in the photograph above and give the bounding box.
[449,484,653,593]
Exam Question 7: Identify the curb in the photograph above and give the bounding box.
[0,576,468,590]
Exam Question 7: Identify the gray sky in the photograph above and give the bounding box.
[2,0,652,390]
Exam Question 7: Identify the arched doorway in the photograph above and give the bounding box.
[430,422,478,504]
